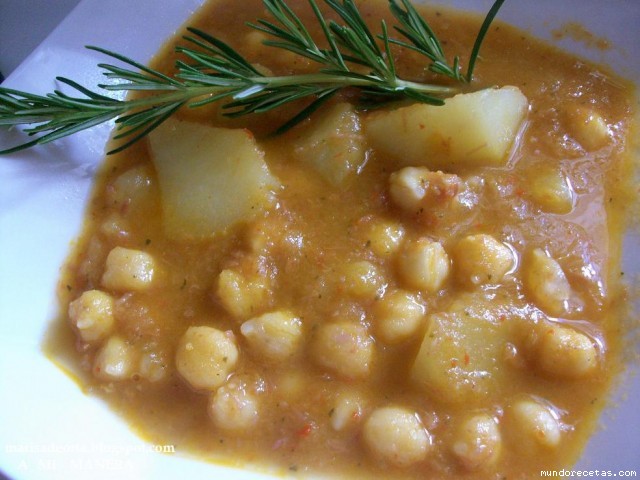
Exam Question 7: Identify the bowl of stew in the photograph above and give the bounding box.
[0,0,638,479]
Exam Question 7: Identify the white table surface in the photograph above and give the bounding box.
[0,0,82,81]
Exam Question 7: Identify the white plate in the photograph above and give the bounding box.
[0,1,638,478]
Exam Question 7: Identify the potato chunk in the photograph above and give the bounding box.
[294,102,366,185]
[149,118,279,239]
[411,296,510,404]
[366,86,528,170]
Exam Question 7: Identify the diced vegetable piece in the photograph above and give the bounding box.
[366,86,528,170]
[410,296,510,404]
[294,103,366,185]
[149,118,280,239]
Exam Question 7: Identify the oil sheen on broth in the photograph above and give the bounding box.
[47,0,638,478]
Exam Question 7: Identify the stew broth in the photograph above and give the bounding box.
[47,0,638,478]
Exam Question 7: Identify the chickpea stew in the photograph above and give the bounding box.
[47,0,638,478]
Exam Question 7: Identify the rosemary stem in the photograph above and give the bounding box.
[0,0,505,154]
[121,86,219,109]
[254,73,456,94]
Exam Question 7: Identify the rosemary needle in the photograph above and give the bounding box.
[0,0,506,155]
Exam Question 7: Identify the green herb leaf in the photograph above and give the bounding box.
[0,0,506,154]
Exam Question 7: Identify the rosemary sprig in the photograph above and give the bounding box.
[0,0,506,155]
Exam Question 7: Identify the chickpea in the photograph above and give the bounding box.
[362,219,405,257]
[311,322,373,379]
[450,414,501,470]
[208,377,260,431]
[389,167,460,212]
[528,167,574,214]
[93,336,135,381]
[362,406,432,467]
[566,107,610,151]
[217,268,270,319]
[101,246,156,291]
[68,290,115,344]
[398,238,450,293]
[452,234,514,287]
[373,289,426,344]
[508,399,562,449]
[138,349,168,382]
[244,215,293,255]
[293,102,366,186]
[99,213,130,239]
[536,324,598,378]
[105,165,154,210]
[240,310,303,361]
[329,391,364,431]
[389,167,427,211]
[341,260,385,299]
[523,248,571,316]
[175,326,238,391]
